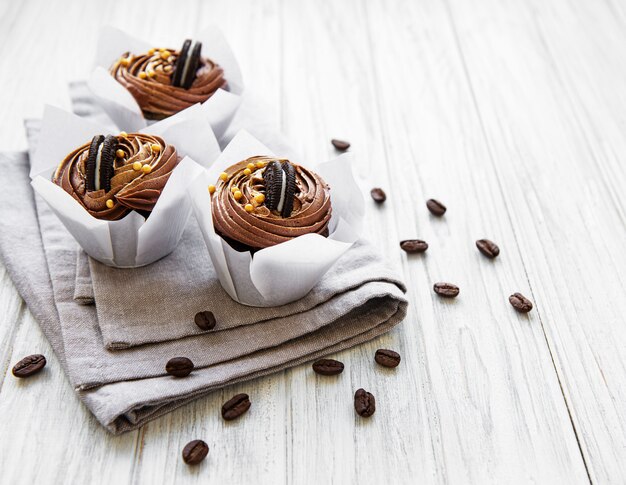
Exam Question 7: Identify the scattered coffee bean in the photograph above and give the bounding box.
[312,359,344,376]
[509,293,533,313]
[426,199,446,216]
[476,239,500,259]
[331,139,350,151]
[375,349,401,368]
[182,439,209,465]
[370,188,386,203]
[400,239,428,253]
[433,282,460,298]
[194,310,216,331]
[222,393,251,420]
[166,357,194,377]
[12,354,46,378]
[354,388,376,417]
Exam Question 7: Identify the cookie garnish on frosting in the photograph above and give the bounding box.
[53,133,180,221]
[171,40,203,89]
[262,160,282,211]
[85,135,104,191]
[110,40,227,120]
[280,161,296,217]
[85,135,118,192]
[209,156,332,251]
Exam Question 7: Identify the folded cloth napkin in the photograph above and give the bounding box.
[0,86,407,434]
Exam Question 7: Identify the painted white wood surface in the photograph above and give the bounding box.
[0,0,624,483]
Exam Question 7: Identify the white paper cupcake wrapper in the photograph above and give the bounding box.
[87,25,243,139]
[30,105,221,268]
[189,131,364,307]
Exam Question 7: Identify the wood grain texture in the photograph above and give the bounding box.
[442,0,626,481]
[0,0,624,483]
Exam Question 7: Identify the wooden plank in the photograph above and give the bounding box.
[441,0,626,481]
[357,0,589,482]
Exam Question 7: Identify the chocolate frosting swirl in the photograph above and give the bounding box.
[211,156,332,250]
[52,133,180,221]
[110,47,227,120]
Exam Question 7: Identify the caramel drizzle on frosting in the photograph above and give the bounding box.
[110,48,227,120]
[211,156,332,250]
[52,133,180,221]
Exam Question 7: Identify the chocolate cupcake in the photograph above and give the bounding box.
[52,132,180,221]
[110,39,227,120]
[209,156,332,251]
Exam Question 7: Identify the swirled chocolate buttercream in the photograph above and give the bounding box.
[52,132,180,221]
[210,156,332,251]
[110,39,227,120]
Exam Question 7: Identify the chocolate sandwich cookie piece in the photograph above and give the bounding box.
[263,160,283,211]
[99,135,118,192]
[280,161,296,217]
[181,41,203,89]
[85,135,105,191]
[171,39,192,88]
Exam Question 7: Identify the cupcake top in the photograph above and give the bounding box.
[110,39,227,120]
[210,156,332,250]
[52,132,180,221]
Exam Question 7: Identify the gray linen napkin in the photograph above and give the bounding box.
[1,151,407,433]
[26,114,406,382]
[0,92,407,433]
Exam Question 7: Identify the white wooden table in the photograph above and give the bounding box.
[1,0,625,483]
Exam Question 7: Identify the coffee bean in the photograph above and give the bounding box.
[182,440,209,465]
[375,349,401,368]
[400,239,428,253]
[476,239,500,259]
[12,354,46,378]
[509,293,533,313]
[426,199,446,216]
[222,393,251,420]
[370,188,386,203]
[433,282,459,297]
[166,357,194,377]
[331,139,350,151]
[312,359,344,376]
[194,310,216,331]
[354,388,376,417]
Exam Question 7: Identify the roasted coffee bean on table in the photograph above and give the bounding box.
[509,292,533,313]
[476,239,500,259]
[12,354,46,378]
[400,239,428,253]
[354,388,376,418]
[312,358,344,376]
[375,349,401,368]
[222,393,251,421]
[194,310,217,331]
[166,357,194,377]
[331,139,350,151]
[370,187,387,203]
[426,198,447,216]
[433,282,460,298]
[182,439,209,465]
